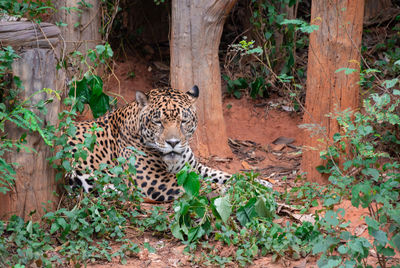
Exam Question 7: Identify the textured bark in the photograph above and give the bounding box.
[170,0,237,158]
[52,0,101,55]
[0,23,63,221]
[364,0,392,22]
[301,0,365,184]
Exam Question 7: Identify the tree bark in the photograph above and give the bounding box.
[0,22,63,221]
[301,0,365,184]
[170,0,237,158]
[364,0,392,22]
[52,0,101,56]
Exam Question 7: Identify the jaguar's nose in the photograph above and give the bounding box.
[166,139,180,148]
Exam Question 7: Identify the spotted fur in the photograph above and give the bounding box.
[66,86,233,202]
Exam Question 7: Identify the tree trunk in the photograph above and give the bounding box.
[301,0,365,184]
[364,0,392,22]
[52,0,101,57]
[0,22,63,221]
[170,0,237,158]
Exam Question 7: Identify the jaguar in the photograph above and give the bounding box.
[66,86,235,202]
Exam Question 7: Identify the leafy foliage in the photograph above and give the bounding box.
[0,3,164,267]
[223,0,316,107]
[0,47,59,194]
[1,2,400,267]
[171,166,319,265]
[68,43,115,118]
[1,111,169,266]
[249,0,314,76]
[0,0,54,21]
[69,74,110,118]
[301,87,400,267]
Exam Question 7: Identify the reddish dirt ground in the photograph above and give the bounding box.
[101,56,304,176]
[85,55,396,267]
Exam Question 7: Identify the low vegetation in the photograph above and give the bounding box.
[0,0,399,267]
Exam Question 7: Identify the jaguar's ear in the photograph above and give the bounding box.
[136,91,148,106]
[186,85,199,100]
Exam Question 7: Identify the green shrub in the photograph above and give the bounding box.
[309,88,400,267]
[171,165,319,265]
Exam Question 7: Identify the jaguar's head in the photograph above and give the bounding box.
[136,86,199,165]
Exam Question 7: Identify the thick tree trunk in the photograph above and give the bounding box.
[170,0,237,158]
[0,22,63,220]
[301,0,365,184]
[52,0,101,57]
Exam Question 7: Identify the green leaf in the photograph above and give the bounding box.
[87,49,97,62]
[182,172,200,197]
[380,247,395,257]
[192,199,206,218]
[317,255,342,268]
[338,245,348,254]
[50,223,59,234]
[66,124,77,137]
[83,133,97,152]
[365,216,379,230]
[236,197,257,226]
[76,100,85,113]
[176,166,189,185]
[214,195,232,223]
[332,132,341,142]
[390,210,400,225]
[371,229,388,246]
[358,125,373,136]
[127,156,136,174]
[335,68,357,75]
[62,160,71,171]
[311,199,319,207]
[89,92,110,118]
[247,47,263,56]
[392,233,400,251]
[254,197,272,218]
[187,226,206,242]
[250,77,266,99]
[232,78,248,89]
[69,75,110,117]
[280,18,303,25]
[233,90,242,99]
[351,182,372,208]
[316,165,330,174]
[96,45,105,55]
[340,231,351,240]
[324,210,339,227]
[312,235,339,254]
[300,24,319,34]
[88,75,103,96]
[347,239,365,254]
[382,78,398,89]
[105,44,114,58]
[143,242,156,253]
[26,220,33,234]
[344,260,357,268]
[324,194,340,206]
[70,77,89,101]
[362,168,380,181]
[57,217,67,229]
